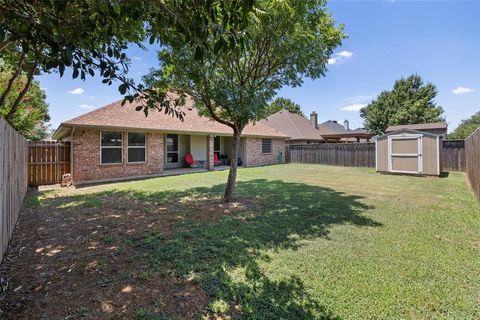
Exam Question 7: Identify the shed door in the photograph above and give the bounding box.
[388,135,423,174]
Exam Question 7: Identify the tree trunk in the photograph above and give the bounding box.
[6,58,37,122]
[224,127,241,202]
[0,51,25,110]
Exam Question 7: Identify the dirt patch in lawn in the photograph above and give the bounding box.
[0,187,254,319]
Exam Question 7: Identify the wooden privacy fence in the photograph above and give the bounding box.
[28,141,70,186]
[0,117,28,262]
[287,143,376,167]
[442,140,466,172]
[465,128,480,201]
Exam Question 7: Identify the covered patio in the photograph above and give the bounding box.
[164,133,246,170]
[162,165,230,176]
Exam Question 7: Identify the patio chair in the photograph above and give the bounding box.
[214,153,222,166]
[185,154,201,168]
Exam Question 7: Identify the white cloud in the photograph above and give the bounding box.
[132,56,142,61]
[340,103,366,111]
[68,88,85,95]
[337,50,353,58]
[452,86,474,95]
[328,50,353,65]
[79,104,95,109]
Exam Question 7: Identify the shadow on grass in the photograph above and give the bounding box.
[10,179,379,319]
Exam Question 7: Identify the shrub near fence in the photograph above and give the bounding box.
[288,143,376,167]
[465,128,480,201]
[0,118,28,262]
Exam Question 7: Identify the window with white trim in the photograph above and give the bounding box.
[262,139,272,154]
[101,131,122,164]
[128,132,146,163]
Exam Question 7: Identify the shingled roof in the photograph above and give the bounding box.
[259,110,324,141]
[53,97,289,140]
[386,122,447,132]
[260,110,372,141]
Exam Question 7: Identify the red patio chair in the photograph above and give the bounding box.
[214,154,222,166]
[185,154,200,168]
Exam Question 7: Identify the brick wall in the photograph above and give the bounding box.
[72,129,163,183]
[245,138,286,167]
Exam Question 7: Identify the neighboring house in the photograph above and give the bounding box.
[53,98,289,185]
[316,118,372,143]
[385,122,448,139]
[259,109,324,144]
[260,109,372,143]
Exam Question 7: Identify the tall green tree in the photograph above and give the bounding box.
[265,97,304,117]
[0,0,253,122]
[449,111,480,139]
[144,0,345,201]
[360,74,445,135]
[0,63,50,140]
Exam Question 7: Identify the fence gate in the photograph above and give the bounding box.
[28,141,70,186]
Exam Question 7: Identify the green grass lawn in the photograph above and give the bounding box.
[26,165,480,319]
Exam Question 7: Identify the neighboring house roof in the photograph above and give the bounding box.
[316,120,372,139]
[259,109,324,141]
[317,120,346,135]
[259,110,373,141]
[386,122,447,132]
[53,97,289,140]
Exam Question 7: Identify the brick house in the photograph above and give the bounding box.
[53,98,289,185]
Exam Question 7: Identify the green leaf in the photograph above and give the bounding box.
[65,47,72,64]
[59,63,65,77]
[0,29,5,42]
[119,83,127,94]
[72,68,79,79]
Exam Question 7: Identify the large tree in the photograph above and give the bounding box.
[0,0,253,122]
[449,111,480,139]
[144,0,345,201]
[265,97,304,117]
[0,62,50,140]
[360,74,445,135]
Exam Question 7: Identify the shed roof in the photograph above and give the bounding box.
[385,122,447,132]
[376,128,443,139]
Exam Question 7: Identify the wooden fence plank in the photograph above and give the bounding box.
[465,128,480,201]
[0,118,28,263]
[442,140,466,172]
[27,141,70,186]
[287,140,467,173]
[287,143,376,167]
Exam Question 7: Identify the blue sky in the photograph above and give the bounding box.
[38,0,480,132]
